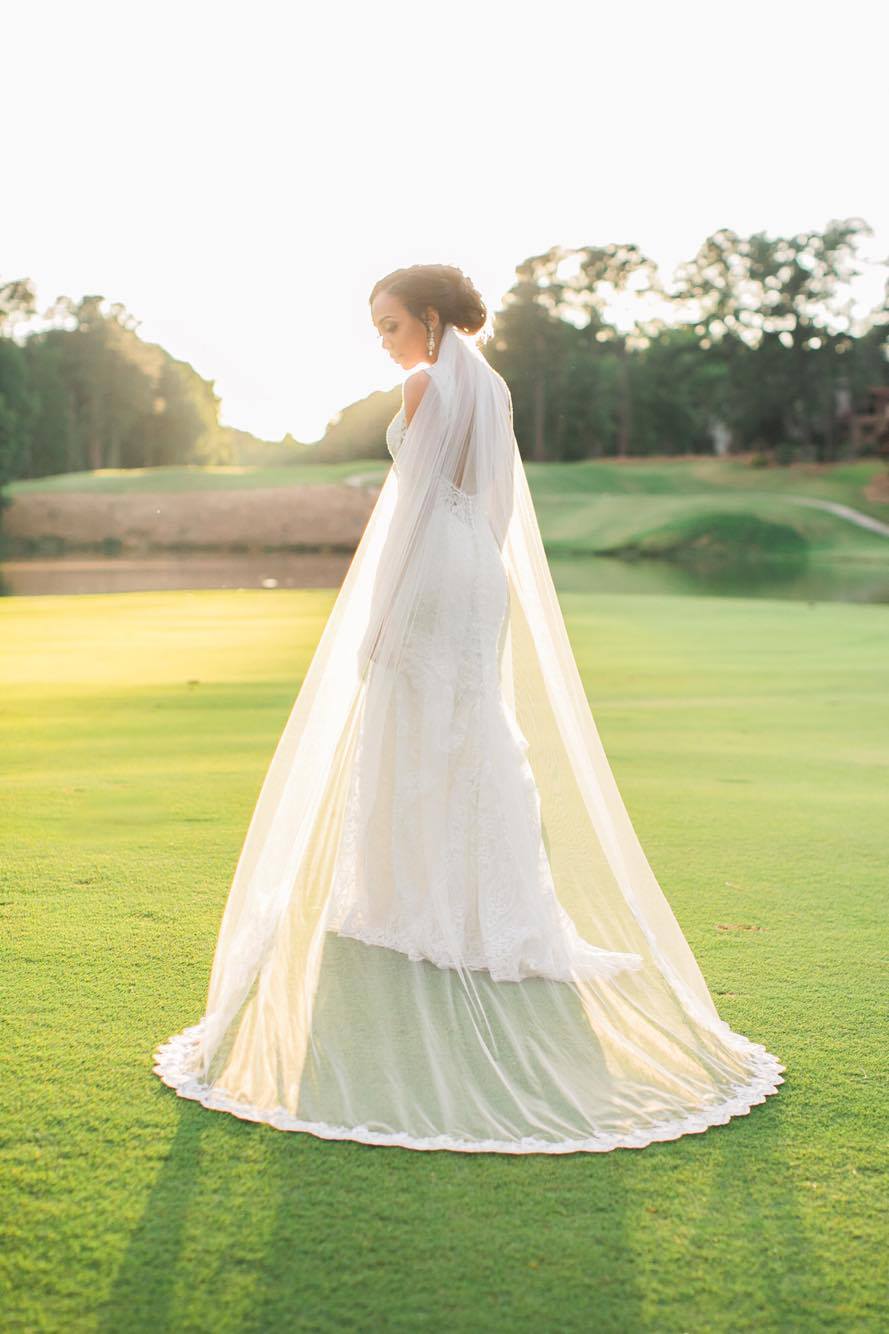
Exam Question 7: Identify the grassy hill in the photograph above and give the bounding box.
[3,457,888,567]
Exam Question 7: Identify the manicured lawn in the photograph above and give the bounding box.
[3,461,378,493]
[1,588,886,1331]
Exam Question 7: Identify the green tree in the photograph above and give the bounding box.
[668,218,888,459]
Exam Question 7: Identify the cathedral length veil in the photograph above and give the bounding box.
[153,323,785,1153]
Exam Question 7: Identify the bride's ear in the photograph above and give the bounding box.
[403,369,431,426]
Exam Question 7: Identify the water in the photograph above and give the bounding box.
[2,549,889,604]
[0,552,353,597]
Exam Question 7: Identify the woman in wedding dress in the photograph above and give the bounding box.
[153,264,784,1153]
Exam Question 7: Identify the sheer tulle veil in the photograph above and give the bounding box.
[153,322,784,1152]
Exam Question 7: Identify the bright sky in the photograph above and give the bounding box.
[6,0,887,443]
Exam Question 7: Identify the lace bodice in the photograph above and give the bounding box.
[385,406,408,460]
[386,405,478,526]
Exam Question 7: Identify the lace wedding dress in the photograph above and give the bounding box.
[325,408,644,984]
[153,324,784,1153]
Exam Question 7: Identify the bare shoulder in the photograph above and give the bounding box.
[403,369,431,426]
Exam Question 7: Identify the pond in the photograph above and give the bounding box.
[2,550,888,603]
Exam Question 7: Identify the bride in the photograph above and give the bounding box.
[153,263,784,1153]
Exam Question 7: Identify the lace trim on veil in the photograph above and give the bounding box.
[152,1018,785,1155]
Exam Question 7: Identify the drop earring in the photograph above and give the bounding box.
[426,322,435,358]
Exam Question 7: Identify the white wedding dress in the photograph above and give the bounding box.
[325,408,644,984]
[152,325,784,1154]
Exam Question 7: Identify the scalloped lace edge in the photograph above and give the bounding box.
[151,1019,786,1155]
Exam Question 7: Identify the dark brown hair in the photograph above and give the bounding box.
[369,264,487,337]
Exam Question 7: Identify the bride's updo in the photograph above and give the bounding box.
[369,264,487,337]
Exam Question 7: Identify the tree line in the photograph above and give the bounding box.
[0,291,222,488]
[1,218,886,498]
[486,220,887,464]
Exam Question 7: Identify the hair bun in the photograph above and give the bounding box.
[369,264,488,338]
[443,267,487,336]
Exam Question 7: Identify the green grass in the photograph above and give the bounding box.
[1,589,887,1331]
[538,497,888,569]
[607,511,810,562]
[525,456,886,510]
[6,455,887,513]
[7,458,888,573]
[3,461,383,494]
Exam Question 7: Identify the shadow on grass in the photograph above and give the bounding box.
[99,1064,796,1331]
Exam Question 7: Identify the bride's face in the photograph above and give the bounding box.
[371,292,439,370]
